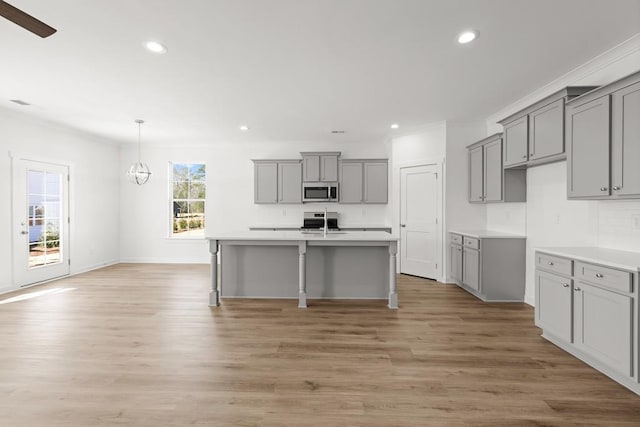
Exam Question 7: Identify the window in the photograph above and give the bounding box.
[171,163,206,237]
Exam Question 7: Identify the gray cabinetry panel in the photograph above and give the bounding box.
[529,98,565,161]
[339,161,363,203]
[449,243,463,283]
[503,116,528,167]
[612,81,640,197]
[321,155,338,182]
[573,282,633,377]
[303,155,320,182]
[484,139,503,202]
[469,146,484,203]
[254,161,278,204]
[567,96,611,198]
[364,161,388,203]
[462,248,480,292]
[278,162,302,203]
[535,270,573,342]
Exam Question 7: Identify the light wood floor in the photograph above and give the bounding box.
[1,264,639,426]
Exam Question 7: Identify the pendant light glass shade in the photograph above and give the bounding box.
[127,119,151,185]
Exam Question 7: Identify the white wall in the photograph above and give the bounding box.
[390,122,447,280]
[119,139,392,263]
[0,108,120,293]
[484,33,640,304]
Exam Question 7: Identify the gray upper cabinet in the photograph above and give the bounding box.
[340,160,388,204]
[253,160,302,204]
[469,146,484,203]
[611,81,640,197]
[278,161,302,203]
[566,71,640,200]
[503,116,529,167]
[467,133,526,204]
[529,98,565,162]
[566,96,611,198]
[339,161,363,203]
[253,161,278,204]
[484,139,503,202]
[301,152,339,182]
[363,161,388,203]
[498,86,596,169]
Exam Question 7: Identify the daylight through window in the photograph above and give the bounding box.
[171,163,205,237]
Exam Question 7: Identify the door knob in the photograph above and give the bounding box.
[400,224,406,228]
[20,230,28,235]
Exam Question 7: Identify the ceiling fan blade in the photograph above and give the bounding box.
[0,0,56,38]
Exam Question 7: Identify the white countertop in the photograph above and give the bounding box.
[249,224,392,229]
[448,229,526,239]
[535,247,640,272]
[208,230,399,242]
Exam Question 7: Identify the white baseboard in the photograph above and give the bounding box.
[524,294,535,307]
[118,258,209,264]
[71,259,119,275]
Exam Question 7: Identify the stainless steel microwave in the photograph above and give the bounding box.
[302,182,338,202]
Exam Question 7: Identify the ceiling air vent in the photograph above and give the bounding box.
[10,99,31,106]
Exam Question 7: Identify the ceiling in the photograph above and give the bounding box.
[1,0,639,145]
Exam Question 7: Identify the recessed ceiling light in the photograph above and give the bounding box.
[143,40,167,54]
[457,30,478,44]
[390,123,399,129]
[239,125,249,131]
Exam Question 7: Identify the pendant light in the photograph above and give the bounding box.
[127,119,152,185]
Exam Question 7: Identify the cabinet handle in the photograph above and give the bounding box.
[595,273,603,278]
[548,261,554,266]
[530,153,534,157]
[613,186,621,190]
[600,187,608,191]
[562,283,569,288]
[574,287,581,291]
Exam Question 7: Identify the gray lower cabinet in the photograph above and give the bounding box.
[534,249,639,394]
[567,70,640,200]
[467,133,526,203]
[253,160,302,204]
[449,232,525,301]
[498,86,596,169]
[339,159,388,204]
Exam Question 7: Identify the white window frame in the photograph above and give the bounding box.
[168,161,207,239]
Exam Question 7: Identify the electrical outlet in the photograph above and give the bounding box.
[632,214,640,230]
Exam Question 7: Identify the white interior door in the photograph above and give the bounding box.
[12,159,70,287]
[400,165,439,279]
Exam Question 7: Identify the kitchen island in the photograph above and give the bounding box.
[207,230,399,309]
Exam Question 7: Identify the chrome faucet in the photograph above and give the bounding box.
[323,207,328,237]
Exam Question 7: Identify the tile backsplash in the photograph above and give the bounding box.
[598,200,640,252]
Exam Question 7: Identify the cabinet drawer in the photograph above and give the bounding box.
[463,237,479,250]
[574,261,632,293]
[536,252,572,277]
[450,233,462,245]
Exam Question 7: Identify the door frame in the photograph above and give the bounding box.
[9,151,74,291]
[396,160,444,282]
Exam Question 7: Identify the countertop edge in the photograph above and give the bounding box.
[535,247,640,272]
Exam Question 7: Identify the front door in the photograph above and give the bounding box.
[12,159,70,287]
[400,165,439,279]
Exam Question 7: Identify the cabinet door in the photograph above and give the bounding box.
[483,139,503,202]
[529,98,565,161]
[339,162,363,203]
[612,81,640,197]
[363,162,388,203]
[462,248,480,291]
[278,162,302,203]
[468,146,484,203]
[320,155,338,182]
[573,282,633,377]
[503,116,529,167]
[303,155,320,182]
[535,270,573,342]
[254,162,278,204]
[567,96,611,198]
[449,244,463,283]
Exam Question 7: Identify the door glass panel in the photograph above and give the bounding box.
[28,170,63,268]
